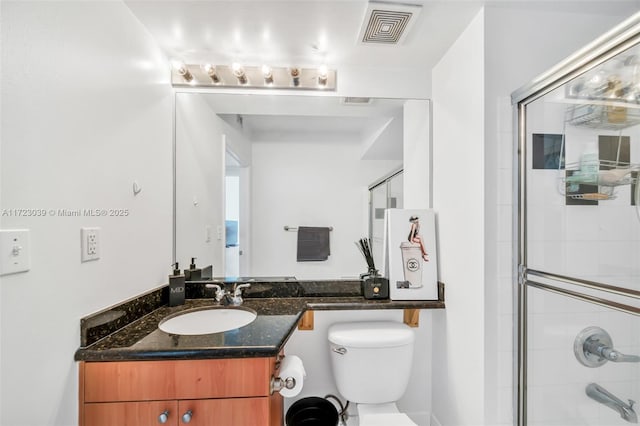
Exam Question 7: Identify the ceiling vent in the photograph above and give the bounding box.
[342,97,372,105]
[359,1,422,45]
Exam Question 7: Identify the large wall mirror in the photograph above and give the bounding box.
[175,92,426,280]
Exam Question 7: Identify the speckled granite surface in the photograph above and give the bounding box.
[75,280,445,362]
[80,285,168,348]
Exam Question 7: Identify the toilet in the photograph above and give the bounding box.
[328,321,417,426]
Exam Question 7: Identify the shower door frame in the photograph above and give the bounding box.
[511,13,640,426]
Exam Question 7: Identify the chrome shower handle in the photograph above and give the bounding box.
[575,326,640,367]
[585,339,640,363]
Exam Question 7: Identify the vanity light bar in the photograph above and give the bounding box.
[171,64,337,91]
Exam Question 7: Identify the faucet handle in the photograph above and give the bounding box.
[234,283,251,297]
[205,284,224,301]
[603,348,640,363]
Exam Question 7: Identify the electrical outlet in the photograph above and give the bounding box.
[81,227,100,262]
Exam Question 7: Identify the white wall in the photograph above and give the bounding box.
[283,309,433,426]
[0,2,173,425]
[337,66,430,100]
[403,100,432,209]
[432,9,486,426]
[175,93,252,275]
[175,93,225,272]
[251,139,399,279]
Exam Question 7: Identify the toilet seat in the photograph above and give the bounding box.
[360,413,417,426]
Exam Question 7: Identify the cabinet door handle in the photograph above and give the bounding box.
[158,410,169,424]
[182,410,193,423]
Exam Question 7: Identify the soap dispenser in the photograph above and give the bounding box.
[185,257,202,281]
[169,263,185,307]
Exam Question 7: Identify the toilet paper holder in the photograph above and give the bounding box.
[270,375,297,394]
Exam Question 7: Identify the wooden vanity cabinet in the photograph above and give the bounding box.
[79,357,283,426]
[83,401,178,426]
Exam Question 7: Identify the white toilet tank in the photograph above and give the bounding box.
[328,321,415,404]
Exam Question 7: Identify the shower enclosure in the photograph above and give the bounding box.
[513,14,640,426]
[369,169,403,272]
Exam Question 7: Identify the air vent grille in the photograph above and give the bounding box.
[358,2,421,45]
[363,10,412,44]
[342,97,372,105]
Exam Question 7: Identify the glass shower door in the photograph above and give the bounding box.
[526,285,640,426]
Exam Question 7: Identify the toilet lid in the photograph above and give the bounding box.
[360,413,417,426]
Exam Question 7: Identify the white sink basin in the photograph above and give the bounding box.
[159,307,257,335]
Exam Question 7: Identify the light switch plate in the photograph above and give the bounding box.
[0,229,31,275]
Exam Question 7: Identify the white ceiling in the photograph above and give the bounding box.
[124,0,482,73]
[237,115,386,141]
[207,94,405,159]
[123,0,639,72]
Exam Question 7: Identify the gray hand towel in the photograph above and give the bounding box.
[297,226,331,261]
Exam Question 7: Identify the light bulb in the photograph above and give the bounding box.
[202,64,220,84]
[262,65,274,85]
[232,63,247,84]
[171,60,193,82]
[290,67,300,87]
[318,65,328,86]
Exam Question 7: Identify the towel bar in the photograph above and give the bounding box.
[284,226,334,231]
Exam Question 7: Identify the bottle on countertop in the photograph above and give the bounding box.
[169,262,185,307]
[185,257,202,281]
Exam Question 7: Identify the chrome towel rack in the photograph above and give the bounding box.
[284,226,334,232]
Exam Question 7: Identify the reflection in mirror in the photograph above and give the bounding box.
[175,93,425,279]
[369,170,403,272]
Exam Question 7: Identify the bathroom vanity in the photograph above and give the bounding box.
[79,357,281,426]
[75,280,445,426]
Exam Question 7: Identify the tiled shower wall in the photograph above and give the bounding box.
[497,96,515,425]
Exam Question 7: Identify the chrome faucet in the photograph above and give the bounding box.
[205,283,250,306]
[586,383,638,423]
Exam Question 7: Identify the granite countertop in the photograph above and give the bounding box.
[74,280,445,362]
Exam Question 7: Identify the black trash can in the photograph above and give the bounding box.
[286,396,339,426]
